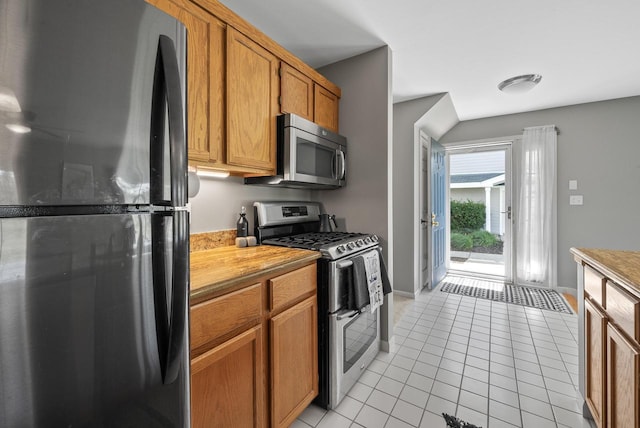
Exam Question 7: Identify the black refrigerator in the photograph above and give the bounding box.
[0,0,190,426]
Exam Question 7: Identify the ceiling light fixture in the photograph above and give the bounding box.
[498,74,542,93]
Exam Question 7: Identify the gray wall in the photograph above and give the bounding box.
[315,46,394,345]
[189,177,310,234]
[392,95,444,295]
[441,96,640,289]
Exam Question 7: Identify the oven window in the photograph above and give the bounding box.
[343,309,377,372]
[296,137,335,179]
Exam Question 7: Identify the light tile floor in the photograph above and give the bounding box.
[294,277,594,428]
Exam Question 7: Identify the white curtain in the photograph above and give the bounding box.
[516,125,557,287]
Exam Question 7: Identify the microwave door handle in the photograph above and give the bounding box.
[338,150,346,180]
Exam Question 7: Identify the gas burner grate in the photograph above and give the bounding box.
[263,232,367,249]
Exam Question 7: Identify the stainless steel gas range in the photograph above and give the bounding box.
[254,201,382,409]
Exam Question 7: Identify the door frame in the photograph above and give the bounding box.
[418,131,431,290]
[444,139,515,283]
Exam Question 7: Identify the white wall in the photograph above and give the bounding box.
[189,176,311,234]
[441,96,640,290]
[315,46,394,346]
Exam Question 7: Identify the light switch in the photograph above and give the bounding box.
[569,180,578,190]
[569,195,583,205]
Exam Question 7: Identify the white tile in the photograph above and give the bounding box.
[291,419,313,428]
[491,352,515,368]
[426,395,456,416]
[384,365,411,383]
[391,400,424,427]
[491,343,514,357]
[516,369,545,387]
[439,358,464,374]
[518,395,554,420]
[384,416,414,428]
[514,358,542,375]
[405,372,434,393]
[299,404,327,426]
[376,376,405,397]
[405,337,427,350]
[464,364,489,383]
[489,399,522,426]
[544,377,577,396]
[458,389,488,414]
[400,385,430,409]
[490,361,516,378]
[391,355,416,371]
[419,410,448,428]
[366,389,397,413]
[461,376,489,397]
[347,381,373,403]
[397,346,421,360]
[466,355,490,371]
[435,368,463,387]
[443,348,467,363]
[317,411,352,428]
[417,351,441,367]
[488,416,519,428]
[516,380,549,403]
[431,380,460,402]
[469,338,491,351]
[359,370,382,387]
[546,390,581,413]
[552,406,593,428]
[355,404,389,428]
[369,359,390,374]
[445,340,468,354]
[489,384,519,408]
[489,372,518,392]
[335,395,365,420]
[541,365,573,384]
[412,361,438,379]
[456,405,489,428]
[467,345,490,360]
[423,345,445,357]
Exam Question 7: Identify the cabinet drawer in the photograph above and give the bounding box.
[606,281,640,341]
[269,264,316,313]
[585,265,606,307]
[191,283,262,352]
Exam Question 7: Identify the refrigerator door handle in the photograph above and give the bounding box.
[151,211,189,385]
[150,35,187,207]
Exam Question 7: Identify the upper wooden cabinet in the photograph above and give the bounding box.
[151,0,341,174]
[314,84,340,133]
[226,27,278,172]
[148,0,224,165]
[280,63,314,121]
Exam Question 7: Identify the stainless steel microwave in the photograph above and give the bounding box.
[245,113,347,189]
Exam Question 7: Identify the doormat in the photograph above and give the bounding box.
[439,281,573,314]
[443,413,482,428]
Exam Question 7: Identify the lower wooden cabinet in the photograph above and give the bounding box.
[189,261,318,427]
[270,295,318,428]
[191,325,264,428]
[585,298,607,428]
[607,323,640,428]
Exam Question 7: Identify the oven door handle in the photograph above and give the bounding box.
[337,309,360,320]
[336,260,353,269]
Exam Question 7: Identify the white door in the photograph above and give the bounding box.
[419,134,430,289]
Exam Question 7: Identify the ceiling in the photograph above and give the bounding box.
[219,0,640,121]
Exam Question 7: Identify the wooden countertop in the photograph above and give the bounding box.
[571,247,640,296]
[190,244,320,304]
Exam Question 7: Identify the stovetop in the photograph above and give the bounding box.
[253,201,380,260]
[262,231,379,260]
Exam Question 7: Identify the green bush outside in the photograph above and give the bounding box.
[450,199,485,231]
[470,229,498,247]
[451,232,473,251]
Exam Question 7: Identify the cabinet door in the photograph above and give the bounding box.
[227,27,278,171]
[191,325,264,428]
[280,63,313,121]
[606,323,640,428]
[585,298,607,428]
[270,295,318,428]
[147,0,223,163]
[314,84,339,132]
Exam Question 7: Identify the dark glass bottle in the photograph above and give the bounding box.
[237,206,248,237]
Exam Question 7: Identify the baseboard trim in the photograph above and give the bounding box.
[380,336,396,353]
[393,290,417,299]
[556,286,577,297]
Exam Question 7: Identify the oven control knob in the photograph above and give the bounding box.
[356,239,364,247]
[371,235,379,242]
[347,242,355,250]
[364,237,371,244]
[337,245,345,254]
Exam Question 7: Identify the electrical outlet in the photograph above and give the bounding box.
[569,180,578,190]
